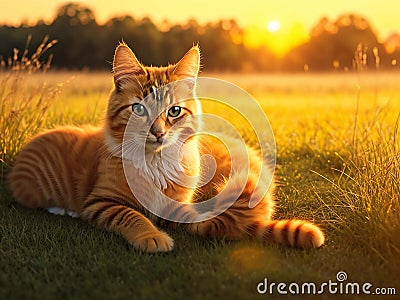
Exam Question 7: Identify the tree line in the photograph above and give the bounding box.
[0,2,399,72]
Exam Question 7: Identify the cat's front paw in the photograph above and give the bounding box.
[133,231,174,253]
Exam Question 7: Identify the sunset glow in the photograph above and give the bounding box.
[267,20,281,33]
[0,0,399,57]
[1,0,399,38]
[243,22,308,56]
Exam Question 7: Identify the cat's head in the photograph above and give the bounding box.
[105,43,201,160]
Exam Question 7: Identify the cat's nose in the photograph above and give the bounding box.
[154,131,165,143]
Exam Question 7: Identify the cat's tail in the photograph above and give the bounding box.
[191,167,325,249]
[247,219,325,249]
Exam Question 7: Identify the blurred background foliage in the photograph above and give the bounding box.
[0,2,399,72]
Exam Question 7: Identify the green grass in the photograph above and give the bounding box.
[1,55,399,299]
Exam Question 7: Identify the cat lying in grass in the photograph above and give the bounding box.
[8,43,324,252]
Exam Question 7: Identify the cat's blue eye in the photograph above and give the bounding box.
[168,106,182,118]
[132,103,146,116]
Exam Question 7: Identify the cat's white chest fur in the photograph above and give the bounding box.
[123,144,200,219]
[123,156,179,218]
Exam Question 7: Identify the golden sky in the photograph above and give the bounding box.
[1,0,399,55]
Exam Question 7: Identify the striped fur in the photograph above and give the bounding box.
[187,136,325,249]
[8,43,324,252]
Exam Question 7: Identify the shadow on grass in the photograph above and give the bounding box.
[1,182,398,300]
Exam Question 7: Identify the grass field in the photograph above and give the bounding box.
[1,60,399,299]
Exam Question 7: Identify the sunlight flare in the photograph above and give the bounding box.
[267,20,280,33]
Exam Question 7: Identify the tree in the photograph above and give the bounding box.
[283,14,390,71]
[0,4,398,72]
[50,2,101,69]
[53,2,96,26]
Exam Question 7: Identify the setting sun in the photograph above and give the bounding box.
[243,21,308,57]
[267,20,281,33]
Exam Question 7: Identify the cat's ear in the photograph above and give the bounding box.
[113,43,146,90]
[173,45,200,78]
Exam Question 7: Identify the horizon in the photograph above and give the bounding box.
[1,0,399,70]
[1,1,400,58]
[1,1,399,45]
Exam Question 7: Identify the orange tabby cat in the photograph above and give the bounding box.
[8,43,325,252]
